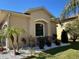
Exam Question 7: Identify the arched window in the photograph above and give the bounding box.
[35,23,44,36]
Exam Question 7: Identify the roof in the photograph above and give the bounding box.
[50,18,58,24]
[60,16,78,23]
[0,9,30,17]
[24,7,54,17]
[0,7,58,24]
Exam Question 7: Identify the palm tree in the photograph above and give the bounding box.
[4,26,25,55]
[4,27,16,54]
[13,27,25,52]
[61,0,79,19]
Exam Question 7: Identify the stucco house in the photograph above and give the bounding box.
[0,7,57,48]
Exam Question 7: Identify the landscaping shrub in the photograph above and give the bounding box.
[45,36,51,47]
[28,36,36,47]
[52,34,57,42]
[61,30,68,43]
[54,40,60,46]
[72,34,77,42]
[37,37,45,49]
[0,47,6,52]
[52,34,60,46]
[21,38,26,44]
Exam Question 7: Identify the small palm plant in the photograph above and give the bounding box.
[4,27,16,54]
[12,27,25,52]
[4,26,25,55]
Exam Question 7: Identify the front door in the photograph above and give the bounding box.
[36,24,44,36]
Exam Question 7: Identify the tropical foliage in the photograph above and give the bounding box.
[0,26,25,54]
[65,20,79,41]
[7,27,25,53]
[61,0,79,19]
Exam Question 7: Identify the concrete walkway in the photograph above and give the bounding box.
[0,43,70,59]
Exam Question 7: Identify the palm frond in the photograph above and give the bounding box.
[61,0,79,19]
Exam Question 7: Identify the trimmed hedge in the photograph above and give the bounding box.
[45,36,51,47]
[37,37,45,49]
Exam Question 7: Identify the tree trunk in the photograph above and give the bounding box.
[11,41,16,55]
[16,35,19,51]
[10,34,16,55]
[6,38,9,50]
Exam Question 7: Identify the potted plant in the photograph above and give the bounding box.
[45,36,51,47]
[37,37,45,49]
[54,40,60,46]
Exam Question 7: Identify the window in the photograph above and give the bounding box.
[36,24,43,36]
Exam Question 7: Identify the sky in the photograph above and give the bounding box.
[0,0,68,17]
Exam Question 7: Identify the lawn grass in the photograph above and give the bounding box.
[31,41,79,59]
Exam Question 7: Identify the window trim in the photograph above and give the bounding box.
[35,22,45,37]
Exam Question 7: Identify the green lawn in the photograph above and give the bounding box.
[31,41,79,59]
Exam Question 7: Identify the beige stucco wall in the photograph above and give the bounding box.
[0,10,30,48]
[50,21,57,35]
[0,9,57,48]
[0,10,9,23]
[9,12,30,48]
[9,13,30,34]
[8,9,57,48]
[30,9,56,36]
[0,9,57,37]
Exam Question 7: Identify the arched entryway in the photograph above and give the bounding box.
[35,22,45,36]
[34,19,48,37]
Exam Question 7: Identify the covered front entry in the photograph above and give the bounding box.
[35,21,48,37]
[36,23,44,36]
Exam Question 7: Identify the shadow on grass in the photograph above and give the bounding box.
[36,56,46,59]
[21,54,46,59]
[69,41,79,50]
[44,41,79,55]
[22,41,79,59]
